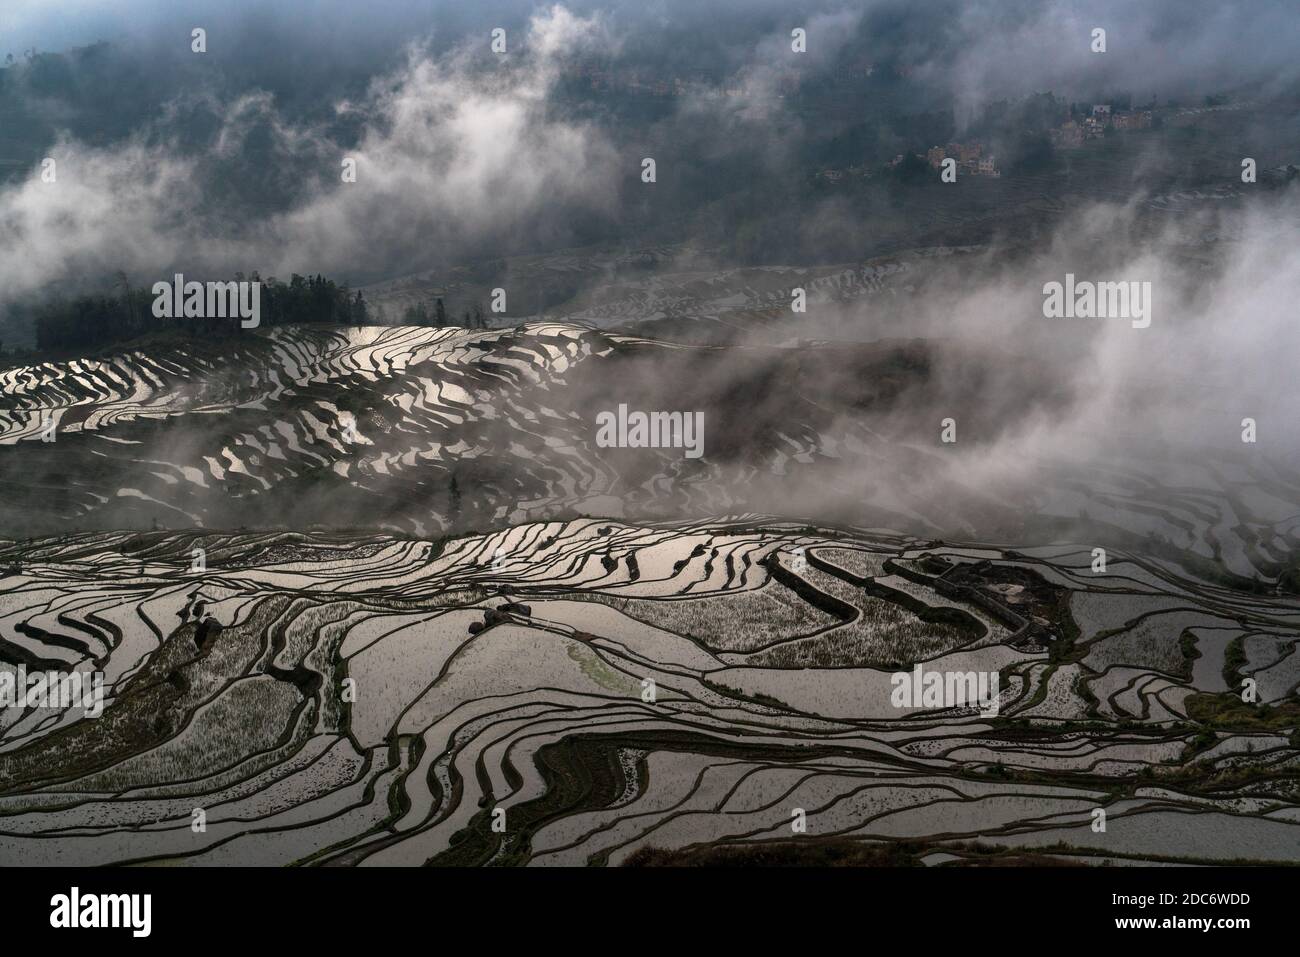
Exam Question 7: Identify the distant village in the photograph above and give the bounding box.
[916,141,1002,177]
[817,101,1159,184]
[1046,102,1154,149]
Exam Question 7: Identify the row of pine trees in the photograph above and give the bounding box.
[401,298,488,329]
[26,272,487,356]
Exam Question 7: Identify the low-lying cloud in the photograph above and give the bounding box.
[0,5,622,313]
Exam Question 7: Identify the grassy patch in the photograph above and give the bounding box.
[1185,692,1300,732]
[1221,636,1247,689]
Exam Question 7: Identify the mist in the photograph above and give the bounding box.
[3,1,1298,320]
[1,0,1299,544]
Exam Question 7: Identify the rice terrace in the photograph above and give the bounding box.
[1,0,1300,912]
[3,493,1300,865]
